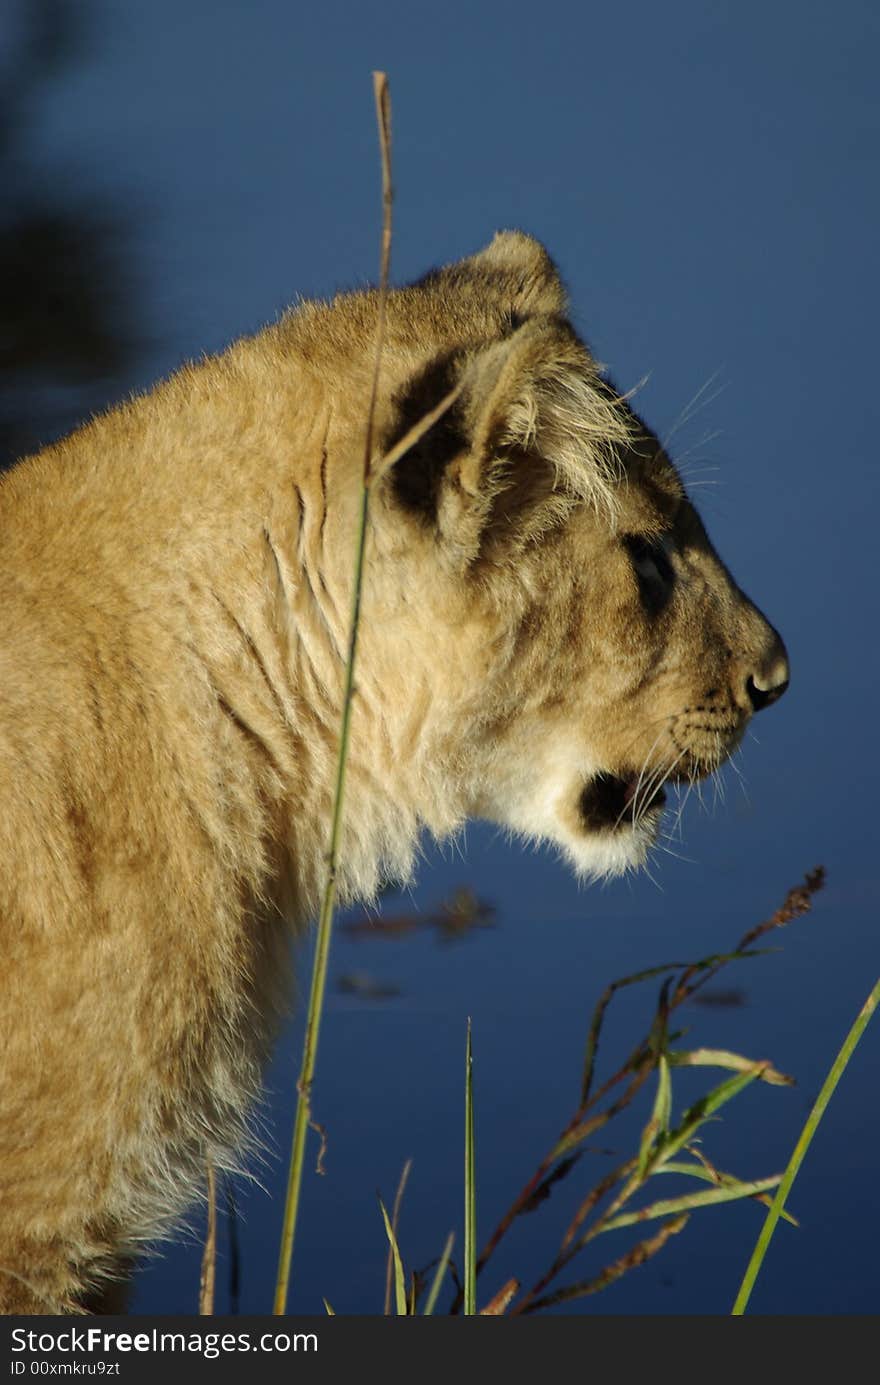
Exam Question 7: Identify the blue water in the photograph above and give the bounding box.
[4,0,877,1316]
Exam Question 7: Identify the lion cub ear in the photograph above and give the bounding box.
[387,318,631,563]
[415,231,568,318]
[466,230,569,316]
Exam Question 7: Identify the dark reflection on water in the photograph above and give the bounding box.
[341,887,496,946]
[0,0,139,468]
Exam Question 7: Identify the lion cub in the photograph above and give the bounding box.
[0,232,787,1311]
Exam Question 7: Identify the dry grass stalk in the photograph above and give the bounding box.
[199,1162,216,1315]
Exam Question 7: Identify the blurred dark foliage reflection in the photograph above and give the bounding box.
[1,0,141,468]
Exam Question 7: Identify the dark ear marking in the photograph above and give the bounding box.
[384,353,468,520]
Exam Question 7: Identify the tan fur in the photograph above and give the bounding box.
[0,232,788,1312]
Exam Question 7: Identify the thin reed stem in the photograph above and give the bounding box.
[464,1019,476,1316]
[272,72,393,1316]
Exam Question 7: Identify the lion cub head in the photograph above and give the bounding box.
[291,231,788,886]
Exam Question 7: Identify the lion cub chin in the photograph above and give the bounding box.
[0,230,787,1312]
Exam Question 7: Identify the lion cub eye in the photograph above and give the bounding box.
[624,534,675,611]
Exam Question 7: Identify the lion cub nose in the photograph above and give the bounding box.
[745,637,790,713]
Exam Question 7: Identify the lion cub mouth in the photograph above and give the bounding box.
[579,770,668,834]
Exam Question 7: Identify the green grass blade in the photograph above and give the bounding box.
[379,1198,407,1315]
[658,1064,765,1163]
[464,1018,476,1316]
[655,1161,799,1226]
[685,1065,767,1120]
[599,1176,783,1233]
[423,1232,455,1316]
[637,1052,672,1179]
[383,1159,412,1316]
[655,1051,672,1131]
[656,1159,733,1180]
[732,975,880,1315]
[668,1048,793,1086]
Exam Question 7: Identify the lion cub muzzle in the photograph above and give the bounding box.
[744,635,789,712]
[557,569,790,877]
